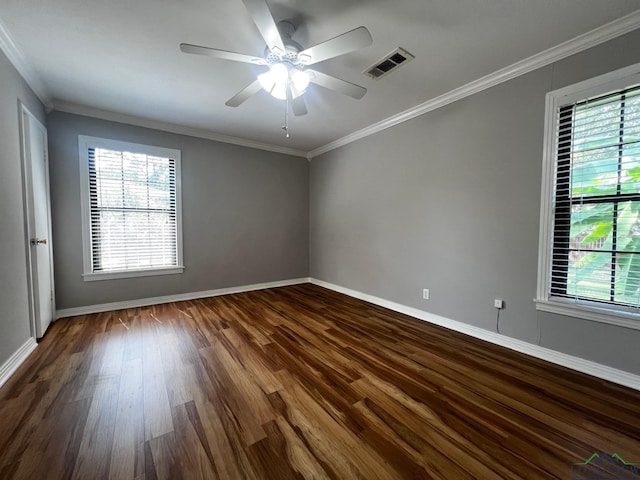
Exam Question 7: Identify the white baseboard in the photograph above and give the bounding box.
[0,337,37,389]
[309,278,640,392]
[56,277,310,318]
[53,276,640,391]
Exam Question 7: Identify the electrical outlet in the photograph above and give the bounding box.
[494,299,504,309]
[423,288,430,300]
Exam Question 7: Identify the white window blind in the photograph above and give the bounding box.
[79,136,183,281]
[550,84,640,311]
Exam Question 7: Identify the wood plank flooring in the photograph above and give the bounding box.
[1,283,639,479]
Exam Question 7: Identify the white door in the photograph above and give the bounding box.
[21,106,55,338]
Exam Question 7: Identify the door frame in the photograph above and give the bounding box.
[19,102,55,339]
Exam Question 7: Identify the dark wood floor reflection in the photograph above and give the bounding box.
[1,284,639,479]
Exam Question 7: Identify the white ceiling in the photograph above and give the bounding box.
[1,0,640,154]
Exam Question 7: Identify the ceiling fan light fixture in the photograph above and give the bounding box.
[291,69,310,92]
[270,62,289,83]
[180,0,372,115]
[271,82,288,100]
[257,71,276,93]
[258,62,310,100]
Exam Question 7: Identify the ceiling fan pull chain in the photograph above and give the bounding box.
[180,0,372,126]
[282,87,290,138]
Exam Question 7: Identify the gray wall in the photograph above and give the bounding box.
[0,50,46,367]
[48,112,309,310]
[4,25,639,380]
[310,29,640,375]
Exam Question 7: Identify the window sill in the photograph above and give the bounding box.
[535,298,640,331]
[83,266,184,282]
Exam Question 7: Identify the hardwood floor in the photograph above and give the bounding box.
[1,284,639,479]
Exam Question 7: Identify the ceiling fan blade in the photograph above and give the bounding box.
[290,92,307,117]
[225,79,263,107]
[241,0,286,55]
[180,43,267,65]
[307,70,367,100]
[297,26,372,65]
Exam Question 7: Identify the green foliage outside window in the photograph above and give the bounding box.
[566,91,640,306]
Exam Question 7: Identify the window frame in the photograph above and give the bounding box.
[78,135,184,281]
[536,63,640,330]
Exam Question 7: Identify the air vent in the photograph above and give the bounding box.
[364,47,414,80]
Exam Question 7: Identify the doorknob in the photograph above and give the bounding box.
[30,238,47,246]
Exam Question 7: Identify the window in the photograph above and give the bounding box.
[79,136,184,281]
[537,64,640,328]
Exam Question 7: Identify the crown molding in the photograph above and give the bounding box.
[0,14,300,158]
[51,100,309,158]
[307,9,640,159]
[0,17,51,107]
[3,7,640,159]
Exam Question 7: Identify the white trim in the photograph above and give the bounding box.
[82,266,185,282]
[546,62,640,101]
[53,276,640,390]
[536,91,557,302]
[307,11,640,159]
[0,338,37,389]
[0,17,50,106]
[54,101,308,159]
[309,278,640,392]
[20,104,56,338]
[535,299,640,330]
[55,277,309,318]
[78,135,184,281]
[536,63,640,329]
[2,7,639,160]
[18,102,37,339]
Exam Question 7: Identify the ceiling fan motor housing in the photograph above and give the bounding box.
[265,21,303,65]
[180,0,371,113]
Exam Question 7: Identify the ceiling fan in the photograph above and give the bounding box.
[180,0,373,118]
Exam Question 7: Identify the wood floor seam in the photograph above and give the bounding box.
[0,284,638,479]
